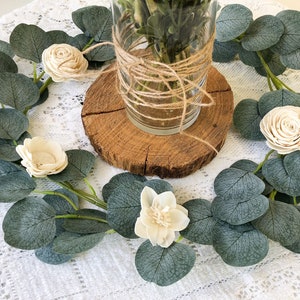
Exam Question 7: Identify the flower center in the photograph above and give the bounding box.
[150,204,171,227]
[32,151,56,166]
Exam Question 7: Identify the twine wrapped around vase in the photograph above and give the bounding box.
[81,24,218,152]
[114,25,215,112]
[112,21,217,150]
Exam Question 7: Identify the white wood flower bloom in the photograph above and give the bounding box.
[260,105,300,154]
[16,137,68,177]
[134,186,190,248]
[42,44,88,82]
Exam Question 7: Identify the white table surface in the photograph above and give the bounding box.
[0,0,300,299]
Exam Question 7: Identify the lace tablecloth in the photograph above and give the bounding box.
[0,0,300,299]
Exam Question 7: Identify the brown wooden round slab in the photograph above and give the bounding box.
[81,65,233,178]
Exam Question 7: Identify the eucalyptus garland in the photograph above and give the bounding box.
[213,4,300,141]
[0,4,300,287]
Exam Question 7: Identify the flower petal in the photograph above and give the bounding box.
[134,217,148,239]
[176,204,188,215]
[155,191,177,209]
[139,208,155,227]
[159,230,175,248]
[140,186,157,209]
[168,209,190,231]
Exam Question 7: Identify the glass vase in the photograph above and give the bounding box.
[111,0,218,135]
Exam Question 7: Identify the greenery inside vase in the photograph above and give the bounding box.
[112,0,218,135]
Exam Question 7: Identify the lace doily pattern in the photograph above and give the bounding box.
[0,0,300,299]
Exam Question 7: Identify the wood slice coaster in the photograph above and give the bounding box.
[81,65,234,178]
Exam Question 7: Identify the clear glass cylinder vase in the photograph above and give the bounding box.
[111,0,218,135]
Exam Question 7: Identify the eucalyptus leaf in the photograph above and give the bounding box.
[233,99,265,140]
[107,180,145,238]
[30,79,49,108]
[0,131,30,161]
[0,159,36,202]
[84,43,115,62]
[63,209,110,234]
[72,6,99,34]
[0,52,18,73]
[216,4,253,42]
[271,10,300,55]
[252,200,300,246]
[230,159,273,196]
[0,138,20,161]
[212,221,269,266]
[0,108,29,140]
[230,159,258,172]
[135,240,196,286]
[144,179,173,194]
[283,238,300,253]
[49,149,95,181]
[255,52,286,77]
[0,40,14,57]
[212,194,269,225]
[35,242,73,265]
[70,34,91,50]
[102,172,146,202]
[3,197,56,249]
[214,168,265,200]
[43,188,79,213]
[241,15,284,51]
[82,6,113,42]
[52,220,66,237]
[52,231,104,254]
[46,30,73,45]
[238,48,262,67]
[213,40,240,63]
[280,48,300,70]
[72,6,113,41]
[9,23,52,62]
[258,89,300,117]
[181,199,215,244]
[0,72,40,111]
[262,152,300,196]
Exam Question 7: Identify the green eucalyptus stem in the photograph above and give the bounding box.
[175,235,184,243]
[55,213,108,223]
[105,229,116,234]
[82,37,95,52]
[83,177,97,197]
[32,63,46,83]
[256,51,294,92]
[34,190,79,211]
[56,181,107,210]
[266,74,274,91]
[36,71,46,83]
[39,77,53,94]
[293,196,298,206]
[253,149,275,174]
[23,107,29,115]
[269,189,277,200]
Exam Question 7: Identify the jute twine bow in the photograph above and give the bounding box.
[83,25,218,153]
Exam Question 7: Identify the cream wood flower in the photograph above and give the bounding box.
[16,137,68,177]
[260,105,300,155]
[42,44,88,82]
[134,186,190,248]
